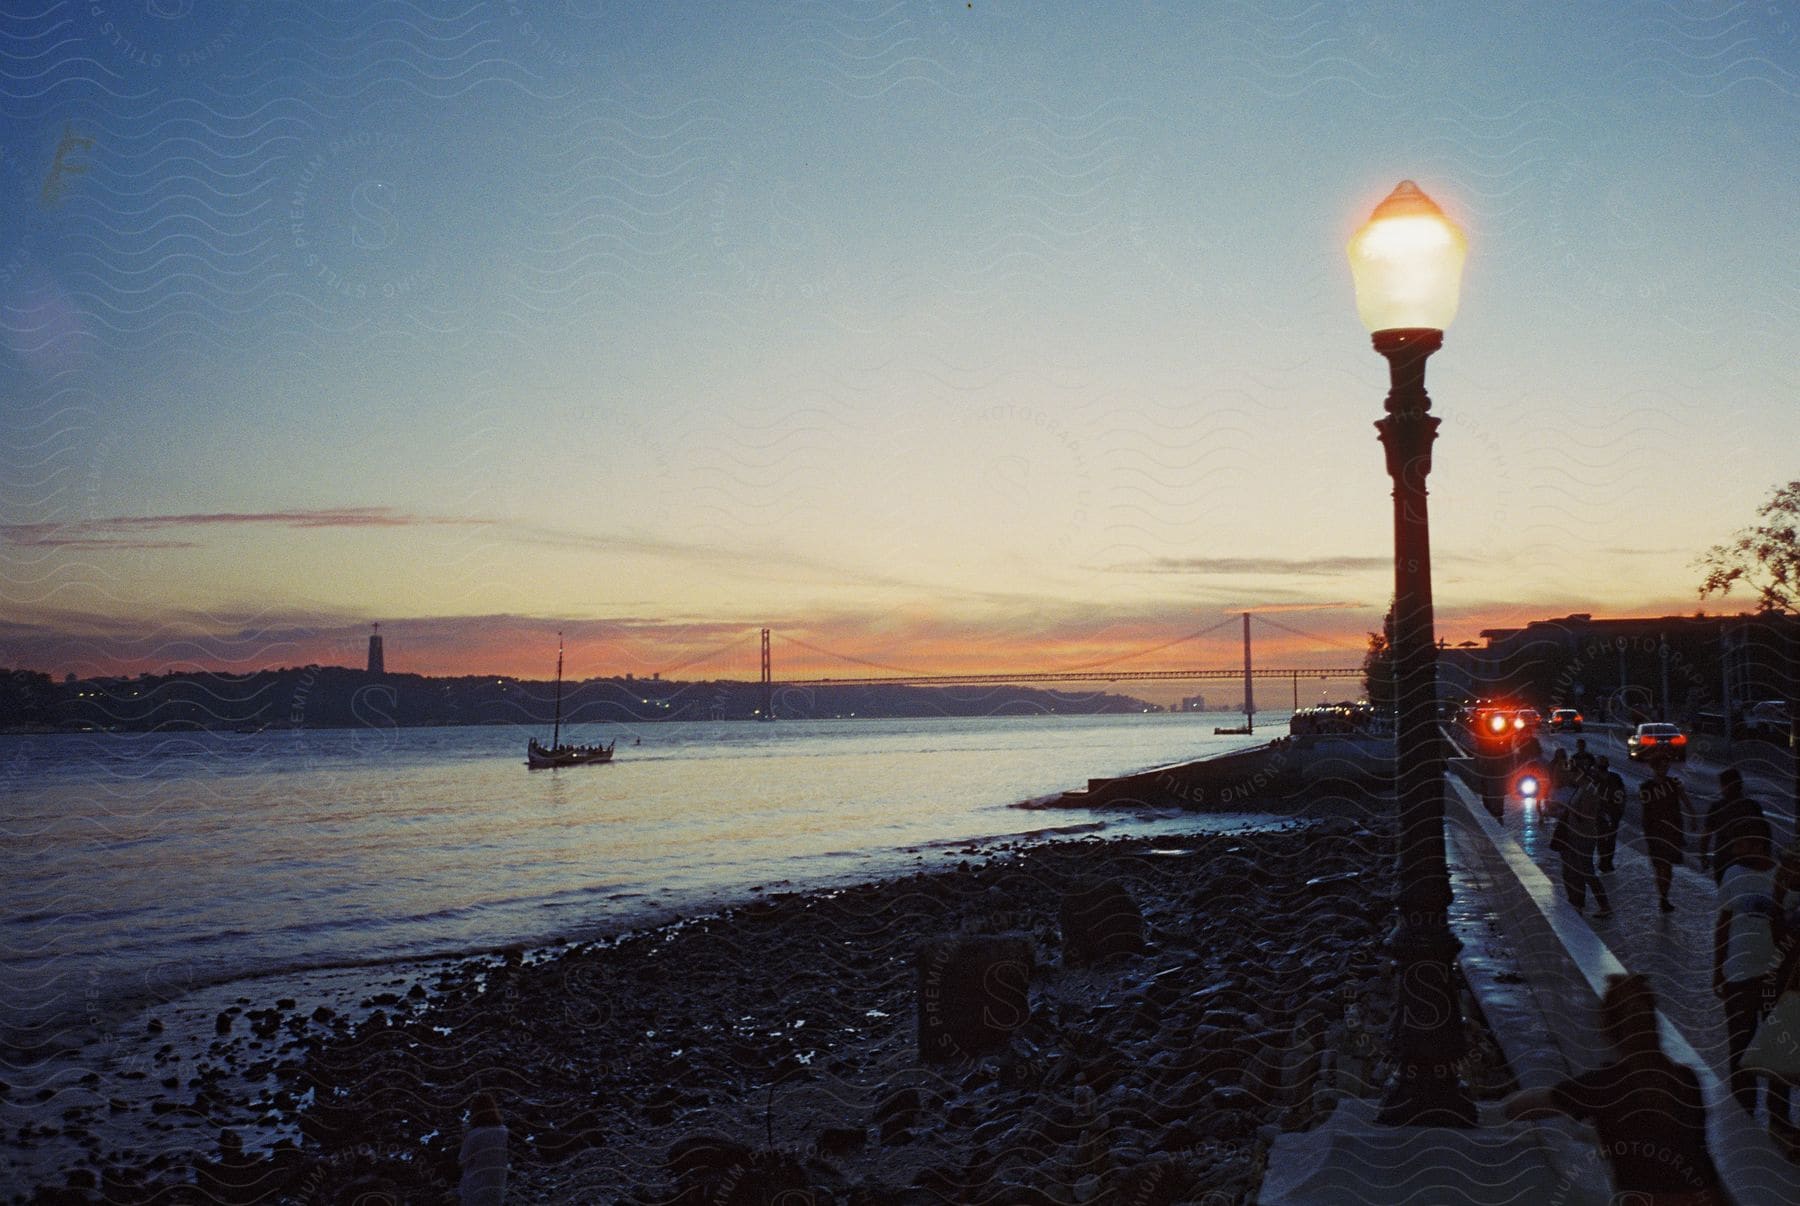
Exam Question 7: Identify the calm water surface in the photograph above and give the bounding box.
[1,713,1281,1042]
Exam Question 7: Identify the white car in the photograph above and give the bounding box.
[1627,722,1689,762]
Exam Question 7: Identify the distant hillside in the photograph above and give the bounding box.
[0,666,1160,732]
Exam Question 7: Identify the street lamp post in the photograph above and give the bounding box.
[1348,180,1477,1126]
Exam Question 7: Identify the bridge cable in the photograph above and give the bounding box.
[1047,613,1243,672]
[771,634,930,677]
[1250,611,1368,656]
[656,630,758,678]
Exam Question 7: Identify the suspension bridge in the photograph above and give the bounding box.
[656,612,1370,727]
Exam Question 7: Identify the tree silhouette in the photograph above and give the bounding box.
[1699,480,1800,614]
[1362,600,1397,712]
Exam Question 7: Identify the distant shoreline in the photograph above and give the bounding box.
[0,709,1260,738]
[2,664,1177,732]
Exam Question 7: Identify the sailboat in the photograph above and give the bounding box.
[525,635,615,769]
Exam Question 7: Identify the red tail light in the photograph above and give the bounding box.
[1671,733,1687,745]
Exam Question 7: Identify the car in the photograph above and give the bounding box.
[1468,705,1513,737]
[1515,708,1542,732]
[1627,722,1688,762]
[1742,700,1792,741]
[1459,699,1497,726]
[1550,708,1583,732]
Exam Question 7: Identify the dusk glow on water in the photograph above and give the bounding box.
[3,714,1275,1039]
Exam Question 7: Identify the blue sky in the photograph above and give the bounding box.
[2,1,1795,681]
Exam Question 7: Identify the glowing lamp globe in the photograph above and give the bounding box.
[1347,180,1466,334]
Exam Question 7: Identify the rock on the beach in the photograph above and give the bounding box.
[1058,882,1145,965]
[873,1086,924,1143]
[916,933,1034,1061]
[535,1108,608,1162]
[667,1133,753,1186]
[818,1124,865,1154]
[666,1137,818,1205]
[1115,1157,1203,1206]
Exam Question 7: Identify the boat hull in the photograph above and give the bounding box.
[525,740,615,769]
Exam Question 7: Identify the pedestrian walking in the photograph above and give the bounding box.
[1764,842,1800,1135]
[1748,940,1800,1152]
[1641,755,1690,913]
[1504,973,1731,1204]
[1569,737,1597,780]
[1714,817,1780,1115]
[1513,753,1550,827]
[1555,770,1611,918]
[1593,755,1627,874]
[1701,767,1766,877]
[1544,748,1570,824]
[1775,840,1800,966]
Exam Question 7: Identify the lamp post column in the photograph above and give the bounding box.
[1372,327,1476,1127]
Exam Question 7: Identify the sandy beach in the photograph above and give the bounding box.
[15,782,1511,1204]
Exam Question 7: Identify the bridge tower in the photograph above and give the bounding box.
[367,623,385,675]
[1241,611,1254,731]
[759,627,772,720]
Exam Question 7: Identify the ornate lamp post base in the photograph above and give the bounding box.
[1377,918,1477,1126]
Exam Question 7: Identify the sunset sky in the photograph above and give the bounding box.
[2,3,1795,689]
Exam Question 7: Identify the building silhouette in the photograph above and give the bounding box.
[1437,611,1798,728]
[367,623,385,675]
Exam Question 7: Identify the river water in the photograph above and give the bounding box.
[1,712,1285,1052]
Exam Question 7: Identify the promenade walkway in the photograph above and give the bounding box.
[1261,732,1800,1204]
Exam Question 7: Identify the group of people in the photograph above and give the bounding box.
[1530,738,1754,919]
[1536,739,1622,915]
[1506,744,1800,1203]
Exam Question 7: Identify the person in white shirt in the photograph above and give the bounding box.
[1715,818,1780,1115]
[459,1093,508,1206]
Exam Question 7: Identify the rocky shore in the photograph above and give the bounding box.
[21,788,1515,1204]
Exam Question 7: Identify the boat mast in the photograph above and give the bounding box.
[552,633,564,750]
